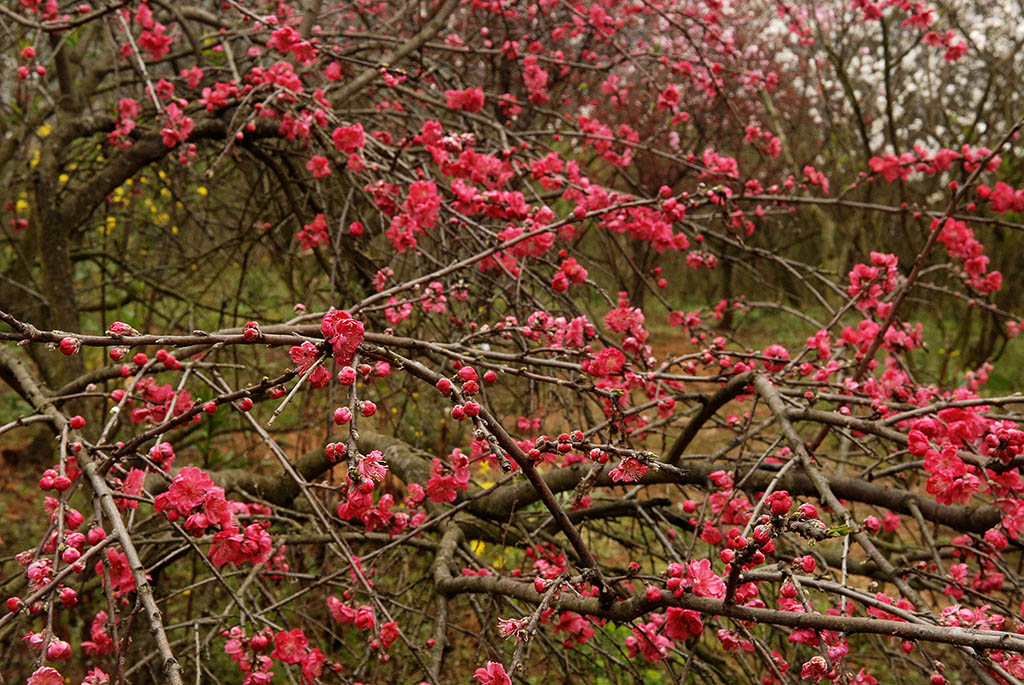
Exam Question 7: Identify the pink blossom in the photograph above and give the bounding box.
[27,667,63,685]
[664,607,703,640]
[97,547,143,598]
[801,656,831,683]
[82,611,114,656]
[301,648,326,683]
[167,467,217,513]
[208,523,273,567]
[609,457,649,483]
[380,620,400,649]
[445,87,485,113]
[687,559,726,598]
[271,628,308,664]
[582,347,625,377]
[332,123,365,153]
[306,155,331,178]
[474,661,511,685]
[296,213,330,251]
[358,450,388,482]
[497,616,525,641]
[625,622,672,661]
[320,310,365,365]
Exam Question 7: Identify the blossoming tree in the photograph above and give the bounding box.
[2,0,1024,682]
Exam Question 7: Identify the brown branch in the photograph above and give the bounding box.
[330,0,461,106]
[437,573,1024,653]
[665,370,755,465]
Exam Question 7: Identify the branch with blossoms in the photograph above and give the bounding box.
[6,291,1024,683]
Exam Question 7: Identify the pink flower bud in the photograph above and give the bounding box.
[65,509,84,529]
[47,639,71,660]
[59,587,77,608]
[766,491,792,516]
[338,366,357,385]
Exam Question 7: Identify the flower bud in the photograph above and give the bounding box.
[47,639,72,661]
[59,587,78,608]
[59,337,79,356]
